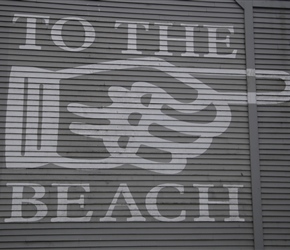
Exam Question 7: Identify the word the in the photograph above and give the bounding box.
[13,13,237,58]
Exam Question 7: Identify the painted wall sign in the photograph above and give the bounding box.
[3,10,290,223]
[5,182,245,223]
[6,58,289,173]
[1,1,290,249]
[13,14,238,57]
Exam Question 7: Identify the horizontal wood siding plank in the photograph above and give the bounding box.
[0,0,255,249]
[254,5,290,249]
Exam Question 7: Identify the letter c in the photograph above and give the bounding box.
[146,183,186,222]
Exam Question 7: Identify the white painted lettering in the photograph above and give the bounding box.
[100,183,146,222]
[12,14,239,58]
[204,25,237,58]
[13,14,50,50]
[155,23,198,56]
[51,183,93,222]
[4,182,245,223]
[115,20,149,54]
[146,183,186,222]
[5,183,48,222]
[51,17,95,52]
[193,184,245,222]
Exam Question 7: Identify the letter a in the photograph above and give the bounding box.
[100,183,146,222]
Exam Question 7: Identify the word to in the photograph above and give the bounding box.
[13,13,238,58]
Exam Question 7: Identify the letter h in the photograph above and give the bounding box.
[193,184,245,222]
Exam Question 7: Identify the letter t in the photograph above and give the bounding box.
[13,13,50,50]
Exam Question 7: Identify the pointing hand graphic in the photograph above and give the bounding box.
[68,81,232,174]
[11,57,288,173]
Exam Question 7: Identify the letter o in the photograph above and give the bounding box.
[51,17,95,51]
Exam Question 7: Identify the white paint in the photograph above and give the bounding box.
[115,20,149,54]
[193,184,245,222]
[243,68,290,105]
[5,183,48,222]
[5,58,290,173]
[51,184,93,222]
[100,183,146,222]
[154,23,198,56]
[146,184,186,222]
[204,25,237,58]
[51,17,95,52]
[13,14,239,58]
[223,185,245,222]
[4,182,245,223]
[68,81,230,173]
[248,92,257,104]
[256,70,290,105]
[246,69,257,104]
[5,58,232,174]
[247,68,256,77]
[13,14,50,50]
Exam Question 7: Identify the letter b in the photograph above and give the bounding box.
[5,183,47,222]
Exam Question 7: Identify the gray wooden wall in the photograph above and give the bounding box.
[0,0,289,249]
[254,3,290,249]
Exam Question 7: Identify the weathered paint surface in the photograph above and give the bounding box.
[0,0,289,249]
